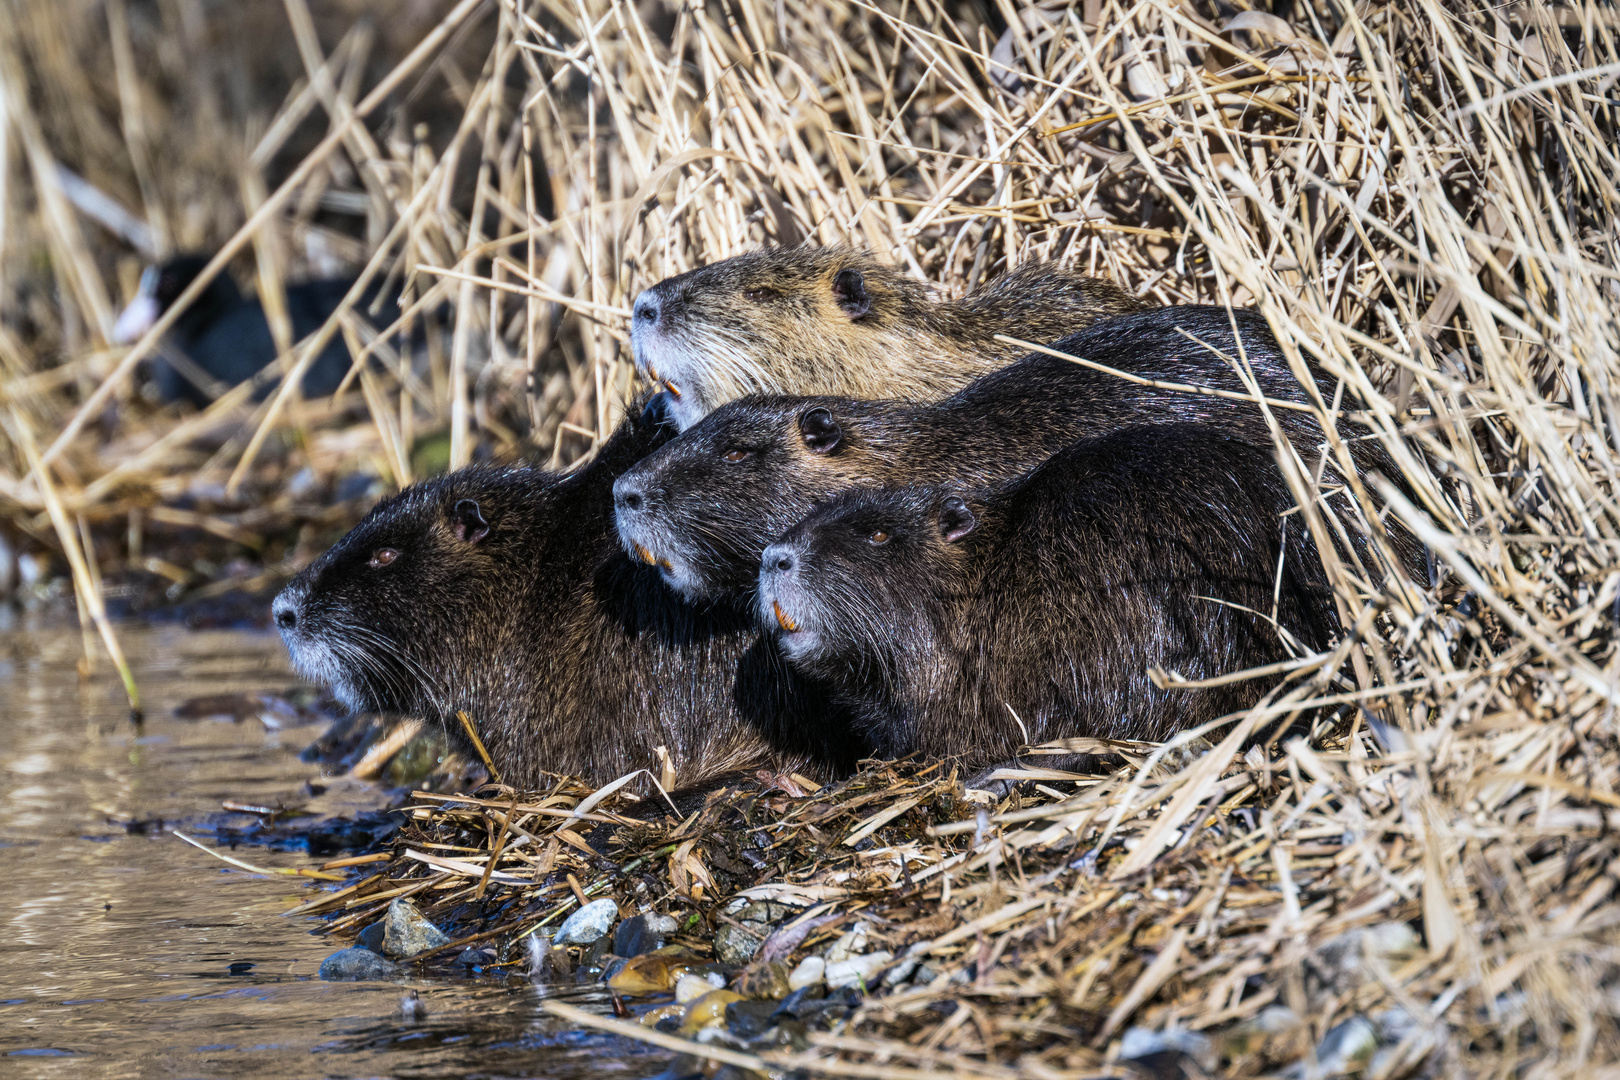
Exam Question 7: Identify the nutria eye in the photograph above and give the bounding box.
[744,287,777,303]
[368,548,400,568]
[722,449,754,463]
[869,530,890,545]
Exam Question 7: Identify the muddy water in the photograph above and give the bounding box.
[0,626,661,1079]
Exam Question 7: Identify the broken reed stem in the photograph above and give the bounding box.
[5,407,139,715]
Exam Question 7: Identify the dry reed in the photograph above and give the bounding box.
[3,0,1619,1074]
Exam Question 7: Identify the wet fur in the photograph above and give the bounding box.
[617,305,1416,603]
[759,426,1339,768]
[631,248,1147,429]
[273,411,859,789]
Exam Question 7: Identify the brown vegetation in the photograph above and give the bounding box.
[3,0,1619,1073]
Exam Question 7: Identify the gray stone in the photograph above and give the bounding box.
[614,911,680,957]
[381,898,451,959]
[1120,1027,1215,1071]
[555,897,618,945]
[714,900,796,966]
[356,920,385,954]
[318,947,400,981]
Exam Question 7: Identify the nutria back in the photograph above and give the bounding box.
[271,406,859,790]
[616,305,1411,603]
[631,247,1148,429]
[757,425,1339,768]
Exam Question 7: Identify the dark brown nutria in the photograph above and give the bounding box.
[756,425,1339,771]
[616,305,1414,603]
[271,399,860,790]
[630,247,1148,430]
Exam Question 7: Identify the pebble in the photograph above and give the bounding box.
[675,971,727,1003]
[713,900,796,966]
[822,922,868,964]
[318,947,400,981]
[724,999,779,1039]
[1119,1027,1215,1071]
[609,954,695,995]
[825,950,893,989]
[356,920,386,954]
[381,898,451,959]
[680,989,744,1034]
[615,912,679,958]
[555,898,619,945]
[1307,1015,1379,1075]
[788,956,825,990]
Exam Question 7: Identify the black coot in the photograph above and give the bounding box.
[112,255,402,407]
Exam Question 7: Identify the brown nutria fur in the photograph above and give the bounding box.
[615,305,1415,604]
[271,401,860,790]
[757,425,1339,772]
[630,247,1148,430]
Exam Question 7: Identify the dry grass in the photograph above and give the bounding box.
[4,0,1620,1074]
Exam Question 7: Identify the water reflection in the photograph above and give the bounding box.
[0,626,660,1078]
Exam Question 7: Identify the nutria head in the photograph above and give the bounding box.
[758,485,980,679]
[112,254,244,344]
[272,467,539,719]
[612,394,915,600]
[630,248,942,430]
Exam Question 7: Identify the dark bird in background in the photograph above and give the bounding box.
[112,255,403,407]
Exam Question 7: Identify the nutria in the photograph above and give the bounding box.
[757,425,1339,770]
[113,254,402,406]
[630,247,1148,430]
[271,398,858,790]
[616,305,1412,603]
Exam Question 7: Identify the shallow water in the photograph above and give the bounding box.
[0,626,661,1079]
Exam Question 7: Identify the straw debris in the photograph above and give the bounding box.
[4,0,1619,1073]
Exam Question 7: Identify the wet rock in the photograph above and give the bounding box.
[610,954,695,995]
[615,912,679,957]
[455,947,494,968]
[555,898,618,945]
[724,999,779,1038]
[381,898,451,959]
[319,947,400,981]
[772,983,827,1020]
[1282,1015,1377,1078]
[356,920,385,954]
[680,989,744,1034]
[714,900,796,966]
[731,959,791,999]
[822,921,869,964]
[788,955,825,990]
[826,950,893,989]
[675,971,727,1003]
[1120,1027,1215,1072]
[639,1002,686,1029]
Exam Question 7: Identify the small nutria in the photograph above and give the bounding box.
[757,425,1339,770]
[616,305,1409,603]
[271,398,858,790]
[113,255,402,406]
[630,247,1148,430]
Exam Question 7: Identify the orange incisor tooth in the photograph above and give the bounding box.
[663,380,682,399]
[773,601,799,632]
[635,544,656,565]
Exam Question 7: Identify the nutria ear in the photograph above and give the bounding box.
[799,407,842,454]
[938,497,977,543]
[831,269,871,320]
[451,498,491,544]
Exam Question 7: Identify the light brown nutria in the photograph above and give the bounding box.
[271,398,861,791]
[616,305,1418,604]
[629,247,1148,429]
[757,425,1339,777]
